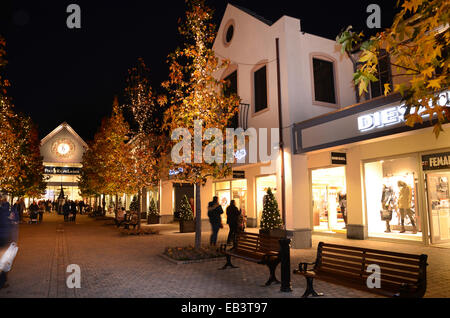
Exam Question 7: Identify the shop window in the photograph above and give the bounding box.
[254,65,268,113]
[312,57,336,105]
[311,167,347,233]
[214,180,247,224]
[364,156,422,240]
[256,175,277,226]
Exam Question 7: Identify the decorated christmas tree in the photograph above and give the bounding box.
[260,188,283,230]
[148,198,159,216]
[179,195,194,221]
[129,195,139,212]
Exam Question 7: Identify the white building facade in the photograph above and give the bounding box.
[150,4,450,248]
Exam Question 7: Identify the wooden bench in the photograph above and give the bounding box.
[117,213,139,229]
[220,232,281,286]
[293,242,428,298]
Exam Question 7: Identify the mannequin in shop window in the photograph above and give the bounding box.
[380,185,395,232]
[397,181,417,234]
[338,192,347,229]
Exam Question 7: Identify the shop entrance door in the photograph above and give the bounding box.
[311,167,347,233]
[426,171,450,244]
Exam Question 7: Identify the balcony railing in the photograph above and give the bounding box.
[230,103,249,130]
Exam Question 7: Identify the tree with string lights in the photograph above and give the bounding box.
[162,0,240,248]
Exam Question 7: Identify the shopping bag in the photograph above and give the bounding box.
[0,242,19,272]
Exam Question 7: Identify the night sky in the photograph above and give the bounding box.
[0,0,398,142]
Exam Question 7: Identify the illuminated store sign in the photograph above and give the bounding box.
[422,152,450,171]
[44,167,81,175]
[169,168,184,176]
[357,91,449,132]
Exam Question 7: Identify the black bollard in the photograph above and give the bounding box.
[279,237,293,292]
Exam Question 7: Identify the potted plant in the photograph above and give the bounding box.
[147,198,160,224]
[259,188,286,238]
[179,195,195,233]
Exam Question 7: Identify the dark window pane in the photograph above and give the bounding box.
[313,58,336,104]
[370,50,392,98]
[254,66,267,112]
[224,71,237,97]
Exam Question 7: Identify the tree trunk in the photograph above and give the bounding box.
[195,182,201,249]
[137,188,142,230]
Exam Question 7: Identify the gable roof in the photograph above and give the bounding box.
[41,122,88,149]
[228,3,274,26]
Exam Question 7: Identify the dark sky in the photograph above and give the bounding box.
[0,0,398,141]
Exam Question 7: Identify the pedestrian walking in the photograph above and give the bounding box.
[226,200,241,245]
[207,196,223,246]
[29,201,39,223]
[38,201,45,223]
[0,194,12,248]
[63,201,70,222]
[17,198,25,223]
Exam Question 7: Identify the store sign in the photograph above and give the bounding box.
[169,168,184,176]
[357,91,449,132]
[44,166,81,175]
[331,152,347,165]
[422,152,450,171]
[233,170,245,179]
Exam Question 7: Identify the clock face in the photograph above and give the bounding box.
[57,143,70,155]
[52,139,75,158]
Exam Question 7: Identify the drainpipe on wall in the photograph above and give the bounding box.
[276,38,287,228]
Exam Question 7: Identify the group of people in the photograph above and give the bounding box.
[62,200,86,222]
[207,196,244,247]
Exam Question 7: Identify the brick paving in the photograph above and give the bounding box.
[0,213,449,298]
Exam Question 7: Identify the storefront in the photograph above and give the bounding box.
[40,122,87,203]
[311,166,346,233]
[213,178,247,224]
[293,91,450,245]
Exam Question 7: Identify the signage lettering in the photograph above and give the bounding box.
[331,152,347,165]
[357,91,449,132]
[233,170,245,179]
[44,167,81,175]
[422,152,450,171]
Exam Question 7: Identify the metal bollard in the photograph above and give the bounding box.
[279,237,293,292]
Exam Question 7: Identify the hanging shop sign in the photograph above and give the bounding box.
[422,152,450,171]
[233,170,245,179]
[44,166,81,175]
[331,152,347,165]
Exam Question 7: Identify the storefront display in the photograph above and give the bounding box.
[311,167,346,233]
[364,156,421,240]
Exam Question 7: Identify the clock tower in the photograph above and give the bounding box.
[40,122,88,202]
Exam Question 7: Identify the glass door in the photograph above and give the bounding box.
[426,171,450,243]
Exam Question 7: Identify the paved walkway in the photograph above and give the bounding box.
[1,214,449,298]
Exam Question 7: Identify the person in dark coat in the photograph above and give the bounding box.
[63,201,70,222]
[226,200,241,245]
[0,194,12,248]
[70,201,77,222]
[29,201,39,221]
[207,196,223,246]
